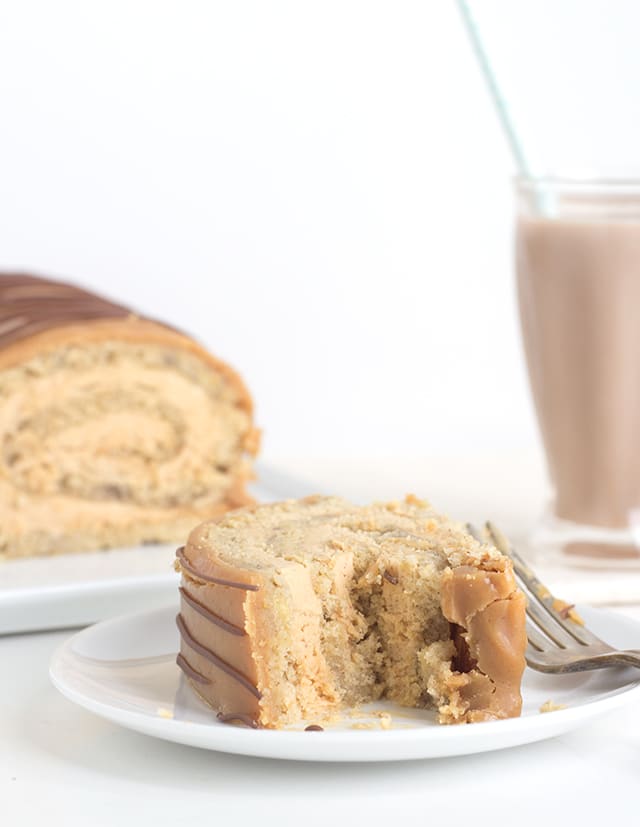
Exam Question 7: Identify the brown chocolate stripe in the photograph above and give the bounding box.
[0,274,133,348]
[179,586,246,636]
[176,546,259,591]
[176,653,211,685]
[0,272,187,350]
[176,613,262,700]
[217,712,260,728]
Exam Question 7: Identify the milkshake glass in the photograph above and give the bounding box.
[516,177,640,564]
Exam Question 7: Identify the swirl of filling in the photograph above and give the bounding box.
[0,341,251,509]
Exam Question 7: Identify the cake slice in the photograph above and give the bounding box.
[0,273,259,558]
[175,495,527,727]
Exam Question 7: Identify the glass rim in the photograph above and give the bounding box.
[515,175,640,195]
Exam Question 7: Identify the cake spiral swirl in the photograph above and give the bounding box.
[0,274,258,557]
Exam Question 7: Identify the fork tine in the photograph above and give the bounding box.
[466,522,585,649]
[467,522,640,673]
[524,618,555,653]
[484,521,607,648]
[523,598,583,648]
[503,550,593,646]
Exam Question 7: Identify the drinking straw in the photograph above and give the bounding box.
[455,0,533,179]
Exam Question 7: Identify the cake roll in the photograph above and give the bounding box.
[175,495,527,728]
[0,273,259,558]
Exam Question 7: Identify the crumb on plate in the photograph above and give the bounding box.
[539,700,567,714]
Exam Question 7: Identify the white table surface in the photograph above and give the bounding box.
[3,456,640,827]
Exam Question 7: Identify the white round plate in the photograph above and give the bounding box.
[49,605,640,762]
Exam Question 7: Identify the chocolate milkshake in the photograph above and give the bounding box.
[516,178,640,559]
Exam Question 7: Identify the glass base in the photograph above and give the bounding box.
[528,508,640,570]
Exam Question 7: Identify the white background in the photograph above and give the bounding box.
[0,0,570,463]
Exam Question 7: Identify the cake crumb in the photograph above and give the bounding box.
[568,608,584,625]
[157,707,174,719]
[405,493,428,508]
[552,598,584,625]
[351,722,376,730]
[377,712,392,729]
[539,700,567,713]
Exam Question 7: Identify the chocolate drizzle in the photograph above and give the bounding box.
[0,274,134,348]
[176,613,262,699]
[304,724,324,731]
[216,712,260,728]
[179,586,246,636]
[383,570,399,585]
[176,546,259,591]
[176,653,211,684]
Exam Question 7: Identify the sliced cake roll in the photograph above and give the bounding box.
[175,495,527,728]
[0,273,259,558]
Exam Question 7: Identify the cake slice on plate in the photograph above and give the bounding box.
[175,495,527,727]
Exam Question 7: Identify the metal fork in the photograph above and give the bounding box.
[466,521,640,673]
